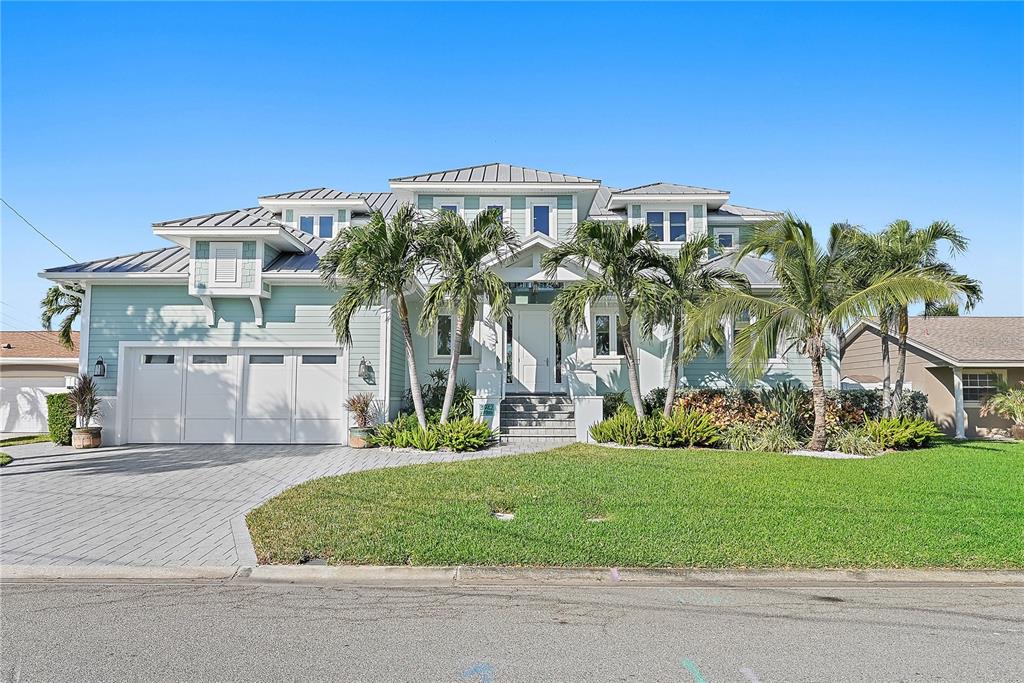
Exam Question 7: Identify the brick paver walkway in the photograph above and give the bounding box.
[0,439,569,567]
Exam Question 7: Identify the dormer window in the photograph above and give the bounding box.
[299,215,336,239]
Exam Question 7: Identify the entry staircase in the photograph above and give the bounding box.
[499,393,576,443]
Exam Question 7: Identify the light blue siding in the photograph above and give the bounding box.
[86,284,381,398]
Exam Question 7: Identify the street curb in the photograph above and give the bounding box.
[3,564,1023,587]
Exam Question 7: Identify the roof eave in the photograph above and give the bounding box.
[388,181,601,192]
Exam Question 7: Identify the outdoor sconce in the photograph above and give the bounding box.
[358,356,376,385]
[93,357,106,378]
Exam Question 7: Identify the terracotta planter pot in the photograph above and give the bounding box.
[1011,424,1024,441]
[349,427,372,449]
[71,427,102,449]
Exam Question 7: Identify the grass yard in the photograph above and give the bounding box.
[247,440,1024,569]
[0,434,50,447]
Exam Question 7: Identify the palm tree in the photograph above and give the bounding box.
[687,215,967,450]
[542,221,667,419]
[419,207,520,423]
[40,283,83,350]
[644,235,750,416]
[854,220,981,416]
[319,204,431,429]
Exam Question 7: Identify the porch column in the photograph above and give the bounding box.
[953,366,966,439]
[473,299,503,431]
[570,301,602,442]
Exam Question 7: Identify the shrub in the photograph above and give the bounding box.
[980,381,1024,427]
[402,369,474,421]
[760,382,806,437]
[752,424,801,453]
[829,427,881,456]
[721,422,761,451]
[590,409,719,448]
[673,388,772,429]
[46,393,75,445]
[641,387,668,417]
[602,391,629,419]
[432,418,497,452]
[866,417,943,450]
[368,416,495,452]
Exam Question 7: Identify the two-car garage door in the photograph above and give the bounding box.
[125,347,347,444]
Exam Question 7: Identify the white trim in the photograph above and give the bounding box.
[198,295,215,326]
[40,272,189,282]
[712,227,739,250]
[428,313,480,364]
[249,296,264,327]
[953,366,965,439]
[592,311,625,360]
[0,358,79,366]
[527,199,555,240]
[79,283,92,374]
[961,368,1006,407]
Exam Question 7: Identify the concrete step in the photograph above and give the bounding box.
[500,426,577,438]
[500,436,576,446]
[503,396,572,406]
[501,418,576,428]
[500,406,575,417]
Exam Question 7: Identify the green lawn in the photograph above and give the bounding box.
[0,434,50,447]
[247,440,1024,569]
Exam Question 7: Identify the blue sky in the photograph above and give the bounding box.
[2,1,1022,332]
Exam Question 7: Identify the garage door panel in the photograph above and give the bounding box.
[183,351,238,443]
[242,353,293,419]
[293,418,344,444]
[129,351,183,442]
[130,418,180,443]
[294,353,344,419]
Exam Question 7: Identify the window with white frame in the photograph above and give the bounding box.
[716,228,739,250]
[435,314,473,358]
[669,211,687,241]
[532,204,551,236]
[646,212,664,241]
[963,370,1003,404]
[594,314,626,357]
[299,215,336,238]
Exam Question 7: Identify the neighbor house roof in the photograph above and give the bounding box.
[390,163,599,184]
[616,182,729,196]
[849,317,1024,366]
[0,331,79,360]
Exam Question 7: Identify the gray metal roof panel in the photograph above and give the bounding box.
[153,206,288,229]
[44,246,190,274]
[702,253,779,287]
[711,204,779,218]
[617,182,729,195]
[390,162,599,184]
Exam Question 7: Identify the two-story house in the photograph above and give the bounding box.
[41,163,839,446]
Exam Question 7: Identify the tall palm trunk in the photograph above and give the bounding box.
[892,307,910,417]
[663,318,681,417]
[397,294,428,429]
[439,311,465,423]
[880,332,892,418]
[618,311,645,419]
[808,335,828,451]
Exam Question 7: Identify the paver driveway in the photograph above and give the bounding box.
[0,440,565,567]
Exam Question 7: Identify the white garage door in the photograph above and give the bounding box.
[126,347,346,444]
[1,375,74,433]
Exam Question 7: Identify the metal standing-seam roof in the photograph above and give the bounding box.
[390,163,600,184]
[710,204,779,219]
[44,245,191,275]
[701,252,779,287]
[258,188,369,201]
[587,186,624,220]
[153,206,288,229]
[616,182,729,196]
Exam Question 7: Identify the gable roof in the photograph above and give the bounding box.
[616,182,728,196]
[588,185,623,220]
[390,162,599,184]
[848,317,1024,365]
[0,331,79,360]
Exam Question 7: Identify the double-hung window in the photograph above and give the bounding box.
[299,216,315,234]
[440,204,459,215]
[669,212,687,241]
[646,212,664,241]
[436,314,473,357]
[963,370,1003,404]
[318,215,334,239]
[299,215,335,238]
[532,205,550,235]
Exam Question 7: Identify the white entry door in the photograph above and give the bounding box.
[512,309,554,393]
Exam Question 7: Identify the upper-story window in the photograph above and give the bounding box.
[715,228,738,250]
[532,205,550,235]
[669,212,687,241]
[646,212,664,241]
[299,215,335,239]
[440,204,459,215]
[486,205,504,221]
[284,209,295,222]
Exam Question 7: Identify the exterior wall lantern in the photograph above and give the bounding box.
[357,356,375,385]
[93,356,106,378]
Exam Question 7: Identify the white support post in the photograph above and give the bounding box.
[199,295,215,326]
[953,366,966,439]
[249,296,263,327]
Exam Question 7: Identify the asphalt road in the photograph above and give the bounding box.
[2,580,1022,682]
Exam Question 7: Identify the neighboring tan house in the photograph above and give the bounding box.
[841,317,1024,438]
[0,331,80,434]
[39,162,841,447]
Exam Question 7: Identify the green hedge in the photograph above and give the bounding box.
[46,393,75,445]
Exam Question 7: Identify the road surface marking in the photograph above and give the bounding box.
[682,659,708,683]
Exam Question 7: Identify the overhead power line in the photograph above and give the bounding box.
[1,197,76,262]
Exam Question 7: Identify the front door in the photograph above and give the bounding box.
[512,308,554,393]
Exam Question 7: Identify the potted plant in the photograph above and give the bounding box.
[68,373,103,448]
[345,392,381,448]
[981,381,1024,440]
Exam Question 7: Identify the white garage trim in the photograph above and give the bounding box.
[115,341,350,445]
